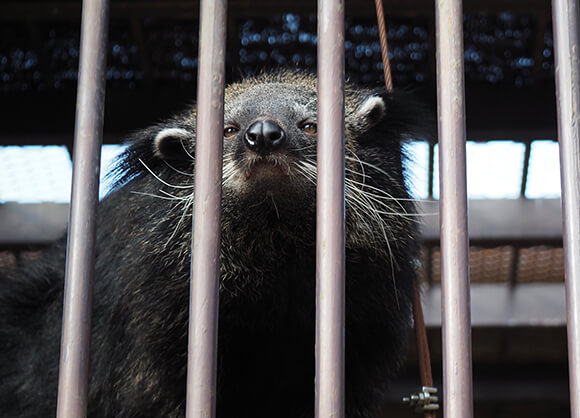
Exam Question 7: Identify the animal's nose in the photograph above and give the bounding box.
[243,119,286,153]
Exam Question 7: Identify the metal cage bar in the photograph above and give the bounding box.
[315,0,346,417]
[185,1,227,417]
[56,0,110,416]
[435,0,474,417]
[551,0,580,416]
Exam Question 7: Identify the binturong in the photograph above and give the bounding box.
[0,70,433,417]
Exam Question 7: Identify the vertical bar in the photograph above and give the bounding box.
[316,0,345,417]
[185,1,227,417]
[435,0,474,417]
[428,141,435,199]
[551,0,580,416]
[56,0,109,416]
[508,246,520,287]
[520,140,532,198]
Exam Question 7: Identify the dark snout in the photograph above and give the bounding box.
[244,119,286,154]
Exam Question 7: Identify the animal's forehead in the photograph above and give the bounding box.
[224,83,317,117]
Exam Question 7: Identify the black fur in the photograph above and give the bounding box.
[0,71,431,417]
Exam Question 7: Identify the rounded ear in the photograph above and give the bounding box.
[354,95,386,128]
[153,127,194,160]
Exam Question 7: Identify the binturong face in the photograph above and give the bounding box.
[149,72,390,211]
[218,73,389,207]
[144,70,424,238]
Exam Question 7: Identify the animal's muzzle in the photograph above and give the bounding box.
[244,119,286,154]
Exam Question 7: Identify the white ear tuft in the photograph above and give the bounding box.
[153,128,192,159]
[355,96,386,127]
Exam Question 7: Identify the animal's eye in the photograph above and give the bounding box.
[224,126,239,138]
[300,122,317,135]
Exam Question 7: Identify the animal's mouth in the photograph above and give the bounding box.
[244,155,291,179]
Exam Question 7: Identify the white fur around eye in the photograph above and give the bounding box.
[153,128,191,158]
[356,96,386,126]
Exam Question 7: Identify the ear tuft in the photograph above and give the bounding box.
[355,96,386,128]
[153,128,193,160]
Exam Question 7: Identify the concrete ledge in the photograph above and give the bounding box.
[0,199,562,244]
[422,283,566,327]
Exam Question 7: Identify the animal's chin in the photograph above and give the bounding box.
[223,154,311,202]
[225,162,297,203]
[241,154,292,182]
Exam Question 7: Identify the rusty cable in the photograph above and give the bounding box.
[373,0,437,416]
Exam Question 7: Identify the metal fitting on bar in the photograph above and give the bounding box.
[402,386,440,413]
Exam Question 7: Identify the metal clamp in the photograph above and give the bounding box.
[402,386,439,413]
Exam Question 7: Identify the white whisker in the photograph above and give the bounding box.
[130,191,182,201]
[139,158,194,189]
[163,160,194,177]
[179,138,195,161]
[164,196,194,249]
